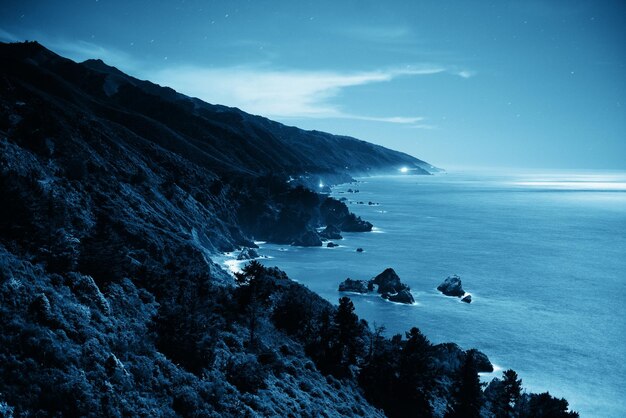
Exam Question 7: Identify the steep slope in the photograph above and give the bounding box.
[0,41,420,416]
[1,41,435,179]
[0,42,578,418]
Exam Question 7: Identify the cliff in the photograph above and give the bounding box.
[0,42,577,417]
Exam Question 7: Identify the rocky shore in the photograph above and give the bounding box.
[0,41,578,418]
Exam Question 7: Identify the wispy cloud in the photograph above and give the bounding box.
[0,27,20,42]
[0,29,138,72]
[148,65,468,127]
[45,39,135,69]
[1,33,473,128]
[457,70,475,79]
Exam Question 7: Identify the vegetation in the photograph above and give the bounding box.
[0,41,579,417]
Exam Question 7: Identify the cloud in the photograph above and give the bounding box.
[408,124,438,130]
[0,28,20,42]
[148,64,465,127]
[1,33,470,128]
[457,70,474,79]
[0,29,138,72]
[45,39,138,70]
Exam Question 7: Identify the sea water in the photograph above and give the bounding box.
[242,169,626,417]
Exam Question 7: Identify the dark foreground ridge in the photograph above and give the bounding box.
[0,41,578,417]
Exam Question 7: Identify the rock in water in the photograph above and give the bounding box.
[326,242,338,248]
[292,230,323,247]
[339,268,414,304]
[372,268,406,294]
[437,275,465,297]
[461,294,472,303]
[383,289,415,304]
[356,247,364,252]
[237,247,260,260]
[319,225,343,240]
[338,278,370,293]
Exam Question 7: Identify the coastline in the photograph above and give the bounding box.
[0,41,591,417]
[226,171,626,417]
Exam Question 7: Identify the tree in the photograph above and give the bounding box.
[366,323,386,360]
[233,260,270,348]
[335,297,359,358]
[359,325,401,415]
[395,327,434,417]
[447,351,483,418]
[331,297,362,375]
[272,285,316,337]
[494,369,522,417]
[233,260,264,286]
[521,392,579,418]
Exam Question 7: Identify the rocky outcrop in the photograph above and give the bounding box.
[356,248,364,253]
[326,242,338,248]
[292,230,323,247]
[0,42,574,418]
[382,289,415,304]
[467,349,494,373]
[432,344,493,374]
[431,343,466,374]
[372,268,407,294]
[237,247,259,260]
[437,275,465,297]
[461,294,472,303]
[340,214,373,232]
[338,278,371,293]
[319,225,343,240]
[338,268,414,304]
[320,199,373,234]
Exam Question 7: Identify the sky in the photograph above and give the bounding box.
[1,0,625,169]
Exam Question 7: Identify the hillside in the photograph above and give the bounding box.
[0,41,577,417]
[1,41,435,179]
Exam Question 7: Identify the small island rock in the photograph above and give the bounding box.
[338,278,370,293]
[237,247,260,260]
[437,275,465,297]
[356,247,364,253]
[382,289,415,304]
[461,294,472,303]
[372,268,407,294]
[338,268,414,305]
[327,242,339,248]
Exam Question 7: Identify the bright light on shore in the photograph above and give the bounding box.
[399,167,409,173]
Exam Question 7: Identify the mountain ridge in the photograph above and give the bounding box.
[1,41,436,180]
[0,41,578,418]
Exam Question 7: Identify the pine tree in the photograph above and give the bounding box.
[395,327,434,417]
[334,296,360,368]
[498,369,522,417]
[234,260,268,348]
[447,351,483,418]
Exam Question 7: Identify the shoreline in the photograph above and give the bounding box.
[219,173,614,416]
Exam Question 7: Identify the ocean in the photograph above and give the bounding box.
[231,169,626,417]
